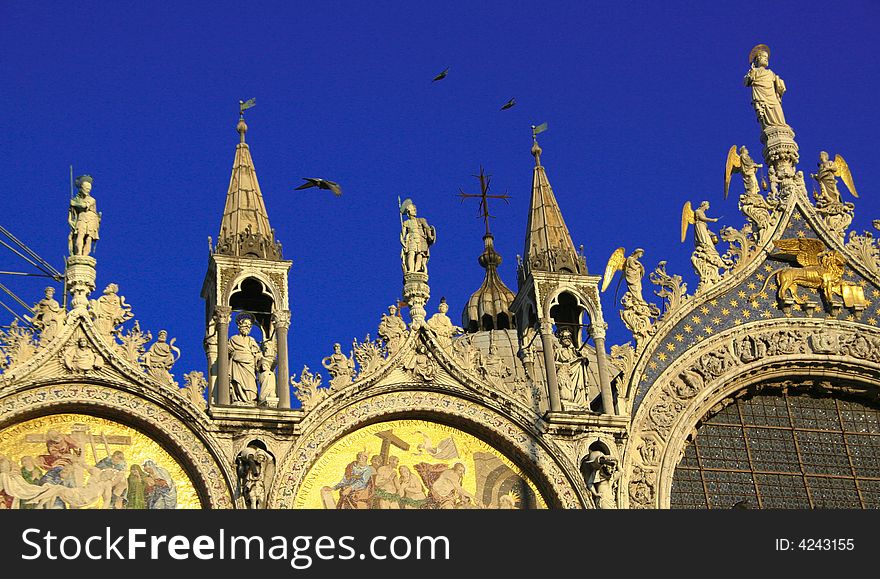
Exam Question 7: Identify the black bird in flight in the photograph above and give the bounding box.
[500,98,516,110]
[432,67,449,82]
[295,178,342,197]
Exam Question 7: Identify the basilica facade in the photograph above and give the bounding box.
[1,45,878,510]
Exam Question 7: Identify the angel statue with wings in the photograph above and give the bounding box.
[811,151,858,207]
[602,247,660,345]
[681,201,731,289]
[725,145,778,235]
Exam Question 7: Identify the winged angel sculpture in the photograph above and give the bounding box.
[724,145,778,234]
[602,247,660,344]
[755,238,857,307]
[811,151,857,206]
[681,201,731,289]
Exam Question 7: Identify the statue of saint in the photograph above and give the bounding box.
[143,329,180,385]
[425,298,462,349]
[228,313,262,405]
[28,286,65,343]
[89,283,133,338]
[377,304,407,355]
[68,174,101,256]
[743,44,787,130]
[399,198,435,275]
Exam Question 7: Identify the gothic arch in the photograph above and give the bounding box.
[623,317,880,508]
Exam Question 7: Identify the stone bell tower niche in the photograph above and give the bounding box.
[201,104,292,410]
[510,127,616,416]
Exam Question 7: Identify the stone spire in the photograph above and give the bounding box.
[463,232,516,332]
[521,134,586,281]
[214,115,282,260]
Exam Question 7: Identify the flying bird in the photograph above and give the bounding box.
[500,97,516,110]
[432,67,449,82]
[294,178,342,197]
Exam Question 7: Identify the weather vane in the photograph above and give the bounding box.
[457,165,511,235]
[239,98,256,117]
[531,122,548,140]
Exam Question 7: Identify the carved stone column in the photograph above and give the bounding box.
[65,255,96,310]
[204,318,218,408]
[273,309,291,409]
[214,305,232,406]
[761,124,799,178]
[403,272,430,328]
[590,323,616,415]
[539,321,562,412]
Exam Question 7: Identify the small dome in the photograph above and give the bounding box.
[462,233,516,333]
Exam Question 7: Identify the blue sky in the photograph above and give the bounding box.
[2,1,879,392]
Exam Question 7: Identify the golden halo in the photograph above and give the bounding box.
[749,44,770,64]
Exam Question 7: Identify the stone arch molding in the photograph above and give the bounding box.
[0,383,234,508]
[271,389,587,509]
[623,317,880,509]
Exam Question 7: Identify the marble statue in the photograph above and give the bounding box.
[743,44,787,130]
[68,174,101,256]
[399,198,436,275]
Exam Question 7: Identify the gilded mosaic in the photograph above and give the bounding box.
[294,419,547,509]
[0,414,201,509]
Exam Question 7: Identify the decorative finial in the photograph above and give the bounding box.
[237,98,255,143]
[531,122,547,165]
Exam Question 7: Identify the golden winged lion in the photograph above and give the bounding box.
[754,238,864,306]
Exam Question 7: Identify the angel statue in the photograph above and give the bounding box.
[602,247,660,345]
[743,44,787,131]
[681,201,731,289]
[725,145,778,235]
[724,145,763,199]
[811,151,858,206]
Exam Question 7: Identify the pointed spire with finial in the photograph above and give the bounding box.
[522,123,585,278]
[214,98,282,260]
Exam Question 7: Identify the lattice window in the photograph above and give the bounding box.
[670,385,880,509]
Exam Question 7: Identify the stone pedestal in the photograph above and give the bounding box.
[761,124,799,176]
[65,255,96,309]
[403,272,430,328]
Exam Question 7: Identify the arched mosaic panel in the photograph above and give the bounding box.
[0,413,202,509]
[293,419,548,509]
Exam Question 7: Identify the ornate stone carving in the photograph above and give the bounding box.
[846,231,880,276]
[182,370,208,410]
[377,304,407,357]
[584,448,619,509]
[236,445,272,509]
[425,298,463,350]
[218,268,242,301]
[682,201,732,292]
[89,283,133,340]
[291,365,330,413]
[628,465,656,509]
[0,320,37,372]
[352,334,384,379]
[553,328,590,409]
[26,286,66,345]
[321,342,355,388]
[719,224,760,270]
[403,344,436,382]
[603,248,660,348]
[61,336,105,373]
[271,309,291,329]
[116,320,152,366]
[650,260,689,319]
[67,174,100,257]
[143,329,181,387]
